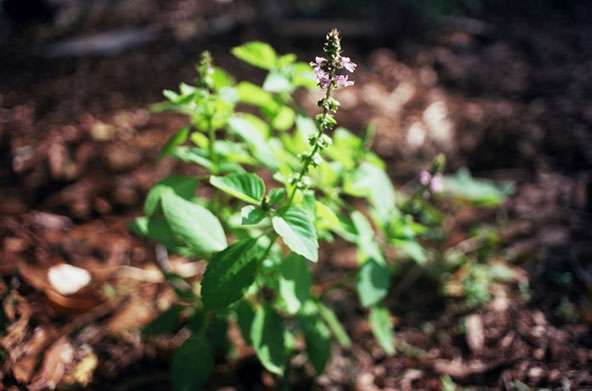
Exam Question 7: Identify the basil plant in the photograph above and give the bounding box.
[132,30,433,389]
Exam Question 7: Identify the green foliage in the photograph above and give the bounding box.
[300,303,332,374]
[442,168,513,206]
[357,258,391,307]
[171,336,213,391]
[279,254,312,314]
[131,34,512,388]
[201,239,260,310]
[210,173,265,204]
[272,206,319,263]
[162,192,227,255]
[369,305,395,356]
[231,42,277,70]
[251,305,287,375]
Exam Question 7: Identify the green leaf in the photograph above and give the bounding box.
[300,314,332,374]
[356,258,390,307]
[392,239,428,264]
[228,114,276,169]
[143,305,181,336]
[144,176,198,216]
[315,201,341,232]
[162,192,227,255]
[279,254,311,314]
[369,306,395,355]
[171,336,213,391]
[129,217,193,256]
[326,128,364,169]
[271,106,295,131]
[263,71,293,93]
[351,211,382,262]
[241,205,267,225]
[268,188,287,208]
[292,62,316,89]
[350,162,396,220]
[272,206,318,262]
[211,67,234,90]
[210,172,265,205]
[251,305,286,375]
[172,146,213,170]
[232,42,277,70]
[160,126,190,159]
[277,53,296,67]
[235,300,256,345]
[201,239,259,310]
[317,302,351,348]
[237,82,278,111]
[442,168,514,207]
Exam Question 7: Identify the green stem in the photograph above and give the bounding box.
[288,80,334,204]
[260,234,277,261]
[207,116,217,170]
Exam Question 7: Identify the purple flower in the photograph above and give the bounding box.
[310,57,332,88]
[335,74,354,88]
[420,170,443,193]
[314,68,331,88]
[310,56,326,69]
[420,170,432,186]
[430,174,443,193]
[340,56,357,73]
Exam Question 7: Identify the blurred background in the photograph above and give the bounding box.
[0,0,591,389]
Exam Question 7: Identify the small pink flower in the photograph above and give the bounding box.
[335,74,354,88]
[430,174,443,193]
[340,56,357,73]
[314,68,331,88]
[310,56,326,70]
[420,170,443,193]
[420,170,432,186]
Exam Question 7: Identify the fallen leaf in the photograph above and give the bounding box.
[29,337,74,391]
[465,314,484,352]
[12,327,54,383]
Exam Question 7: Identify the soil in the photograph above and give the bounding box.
[0,1,591,389]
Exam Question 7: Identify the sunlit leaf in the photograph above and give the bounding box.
[442,168,513,207]
[237,82,279,112]
[279,253,311,314]
[272,206,318,262]
[210,172,265,205]
[162,192,227,255]
[263,71,292,93]
[232,42,277,70]
[356,258,390,307]
[271,105,296,131]
[160,126,190,159]
[144,175,198,216]
[228,114,276,169]
[369,305,395,355]
[317,302,351,348]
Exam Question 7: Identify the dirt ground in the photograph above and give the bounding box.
[0,1,591,389]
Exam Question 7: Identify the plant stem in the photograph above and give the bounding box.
[288,81,334,204]
[260,234,277,261]
[207,115,217,170]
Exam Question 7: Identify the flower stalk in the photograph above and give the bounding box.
[288,29,357,203]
